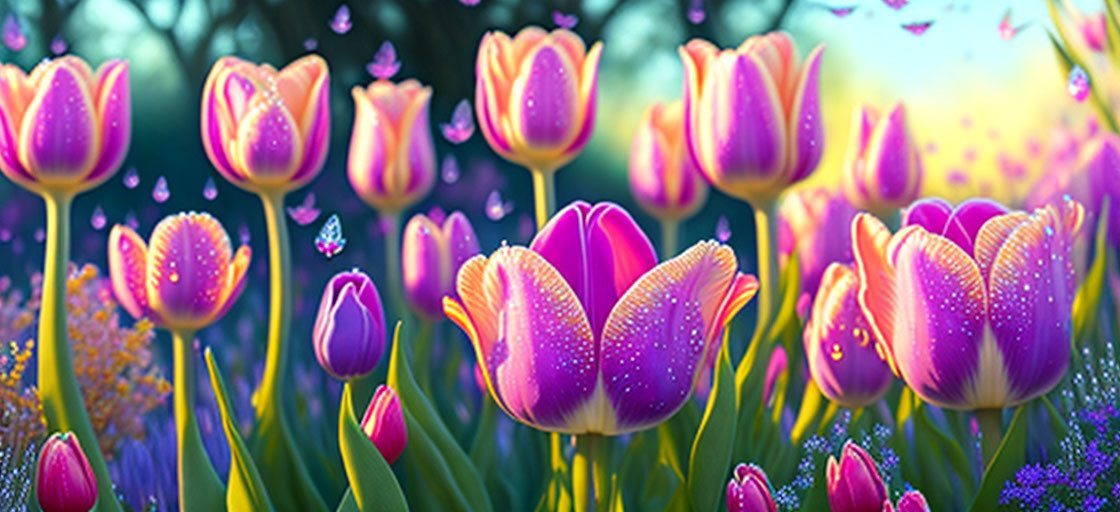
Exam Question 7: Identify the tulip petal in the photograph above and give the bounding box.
[599,241,750,432]
[890,228,988,408]
[108,224,156,322]
[317,283,373,380]
[201,59,251,184]
[234,95,303,184]
[348,87,395,208]
[402,214,449,320]
[0,65,34,184]
[852,213,899,374]
[445,211,481,274]
[510,44,579,151]
[864,103,915,201]
[18,62,99,182]
[397,86,436,204]
[287,57,330,187]
[902,197,954,234]
[942,198,1009,256]
[447,247,598,431]
[785,44,824,183]
[146,213,234,329]
[85,60,130,186]
[213,244,251,322]
[987,202,1081,405]
[973,211,1029,283]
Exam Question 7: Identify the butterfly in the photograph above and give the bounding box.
[287,192,321,226]
[901,21,933,36]
[883,0,908,10]
[316,214,347,259]
[553,11,579,29]
[998,9,1030,41]
[367,41,401,80]
[440,100,475,144]
[330,5,351,34]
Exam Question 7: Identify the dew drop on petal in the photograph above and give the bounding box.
[3,14,26,52]
[440,99,475,144]
[90,206,106,231]
[203,177,218,201]
[1068,65,1090,103]
[441,155,460,184]
[716,215,731,242]
[329,4,352,34]
[152,176,170,203]
[123,167,139,189]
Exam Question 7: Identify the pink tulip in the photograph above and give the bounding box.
[826,441,888,512]
[680,31,824,206]
[894,490,930,512]
[37,432,98,512]
[402,210,480,321]
[629,100,708,221]
[0,56,129,195]
[475,26,602,173]
[842,103,923,214]
[201,55,329,194]
[726,463,777,512]
[778,188,858,298]
[348,78,436,212]
[108,212,250,331]
[361,385,407,464]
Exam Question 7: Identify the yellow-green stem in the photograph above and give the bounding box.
[381,211,405,323]
[752,203,781,342]
[256,190,292,410]
[531,169,556,229]
[37,192,121,512]
[413,320,434,396]
[660,218,679,260]
[172,329,225,511]
[976,408,1004,467]
[572,435,594,512]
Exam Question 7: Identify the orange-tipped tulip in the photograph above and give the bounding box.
[629,100,709,221]
[841,103,923,214]
[0,56,130,196]
[475,26,602,173]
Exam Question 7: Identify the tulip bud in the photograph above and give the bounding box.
[826,441,888,512]
[842,103,923,215]
[763,345,787,405]
[629,101,708,221]
[361,385,407,464]
[726,463,777,512]
[313,269,386,380]
[895,491,930,512]
[402,210,480,321]
[37,432,98,512]
[778,188,857,298]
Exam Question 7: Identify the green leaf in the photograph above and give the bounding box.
[402,406,473,510]
[914,405,975,499]
[337,383,408,512]
[1074,198,1111,349]
[765,249,801,342]
[204,349,275,512]
[1041,395,1070,442]
[970,404,1031,512]
[387,321,493,511]
[687,342,737,512]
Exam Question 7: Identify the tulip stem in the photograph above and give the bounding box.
[37,192,122,512]
[660,218,679,259]
[413,320,434,397]
[172,329,226,511]
[976,408,1004,467]
[531,169,556,229]
[382,211,406,323]
[752,202,781,344]
[573,434,608,512]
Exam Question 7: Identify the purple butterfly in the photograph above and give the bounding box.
[440,100,475,145]
[553,11,579,29]
[287,192,322,226]
[368,41,401,80]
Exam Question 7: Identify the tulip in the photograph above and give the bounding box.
[201,55,329,195]
[444,201,758,435]
[360,385,407,464]
[894,491,930,512]
[763,345,788,406]
[804,263,892,409]
[841,103,923,215]
[313,269,387,381]
[37,432,98,512]
[629,100,709,256]
[1079,11,1107,52]
[402,210,480,321]
[778,188,858,299]
[475,26,603,227]
[108,211,250,509]
[725,463,777,512]
[826,441,888,512]
[852,197,1083,462]
[0,56,130,511]
[348,78,436,214]
[1030,133,1120,246]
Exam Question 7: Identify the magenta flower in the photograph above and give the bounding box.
[894,490,930,512]
[826,441,888,512]
[841,103,923,215]
[778,188,858,298]
[361,385,407,464]
[629,100,709,221]
[1030,133,1120,246]
[853,197,1084,409]
[37,432,98,512]
[804,263,892,409]
[444,201,757,434]
[402,210,480,321]
[313,269,386,381]
[726,463,777,512]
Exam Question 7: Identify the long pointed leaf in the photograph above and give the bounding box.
[338,383,408,512]
[687,341,737,512]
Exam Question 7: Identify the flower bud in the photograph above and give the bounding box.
[726,463,777,512]
[313,269,386,380]
[37,432,98,512]
[826,441,888,512]
[361,385,407,464]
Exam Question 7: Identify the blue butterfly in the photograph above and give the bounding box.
[315,214,346,259]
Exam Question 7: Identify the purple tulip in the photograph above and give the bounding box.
[1029,133,1120,246]
[826,441,888,512]
[37,432,98,512]
[314,269,386,380]
[726,463,777,512]
[629,100,709,221]
[804,263,893,409]
[402,210,480,321]
[361,385,407,464]
[853,197,1083,409]
[778,188,859,299]
[841,103,923,215]
[444,201,758,434]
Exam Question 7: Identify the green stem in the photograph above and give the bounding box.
[531,169,556,229]
[976,408,1004,467]
[752,202,781,343]
[572,435,593,512]
[256,190,292,411]
[660,218,679,260]
[413,320,434,397]
[381,211,405,323]
[172,329,225,511]
[37,192,121,512]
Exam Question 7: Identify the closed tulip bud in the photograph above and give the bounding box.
[0,56,130,196]
[629,101,708,221]
[402,210,480,321]
[201,55,330,194]
[804,263,893,409]
[726,463,777,512]
[778,188,858,298]
[361,385,407,464]
[895,491,930,512]
[842,103,923,214]
[108,212,250,331]
[37,432,98,512]
[313,269,386,380]
[348,79,436,212]
[827,441,888,512]
[680,31,824,207]
[475,27,602,173]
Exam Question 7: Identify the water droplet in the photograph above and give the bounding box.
[152,176,170,203]
[302,38,318,51]
[169,272,180,283]
[829,343,844,361]
[3,14,26,52]
[1068,65,1090,103]
[34,227,44,243]
[485,190,512,221]
[49,34,67,55]
[367,41,401,80]
[715,215,731,242]
[238,223,251,245]
[687,0,706,24]
[203,177,218,201]
[440,99,475,144]
[123,167,139,189]
[90,206,106,230]
[441,155,461,184]
[329,4,352,34]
